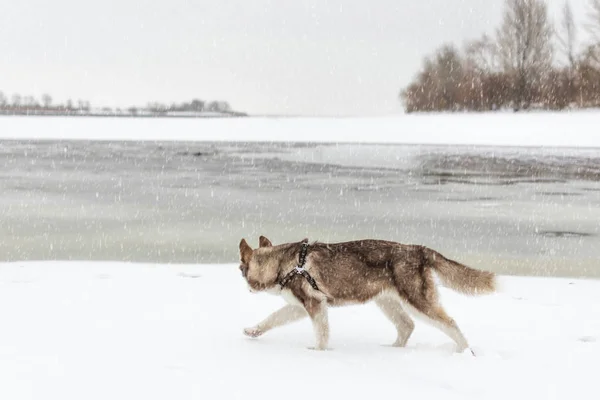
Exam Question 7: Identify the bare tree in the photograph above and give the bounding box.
[588,0,600,39]
[464,36,514,110]
[432,45,466,110]
[217,101,232,112]
[465,34,501,74]
[558,1,577,69]
[23,96,38,108]
[553,1,578,107]
[578,44,600,106]
[496,0,554,109]
[12,94,22,108]
[42,94,53,109]
[147,102,167,114]
[0,91,6,107]
[205,101,220,112]
[400,44,468,112]
[190,99,205,111]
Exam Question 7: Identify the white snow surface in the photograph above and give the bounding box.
[1,112,600,147]
[1,262,598,400]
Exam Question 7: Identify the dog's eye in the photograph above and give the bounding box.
[239,264,249,277]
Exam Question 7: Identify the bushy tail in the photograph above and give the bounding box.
[425,248,496,295]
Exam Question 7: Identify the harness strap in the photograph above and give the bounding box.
[278,241,320,291]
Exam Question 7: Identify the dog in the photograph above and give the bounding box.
[239,236,495,352]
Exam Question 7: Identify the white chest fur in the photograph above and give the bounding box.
[263,285,302,306]
[280,288,302,306]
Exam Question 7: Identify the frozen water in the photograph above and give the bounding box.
[1,139,599,277]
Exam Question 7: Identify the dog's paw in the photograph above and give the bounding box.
[243,327,263,338]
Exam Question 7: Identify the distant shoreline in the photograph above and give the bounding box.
[0,110,248,118]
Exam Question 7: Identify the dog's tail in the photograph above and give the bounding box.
[425,248,496,295]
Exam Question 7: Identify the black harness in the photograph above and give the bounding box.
[278,241,320,291]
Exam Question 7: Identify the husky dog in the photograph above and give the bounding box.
[239,236,495,352]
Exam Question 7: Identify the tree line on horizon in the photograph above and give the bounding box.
[0,91,238,116]
[0,93,92,112]
[400,0,600,113]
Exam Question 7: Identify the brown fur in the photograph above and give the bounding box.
[239,237,495,352]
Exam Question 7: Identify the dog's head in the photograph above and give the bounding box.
[239,235,278,292]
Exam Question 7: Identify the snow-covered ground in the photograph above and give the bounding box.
[1,262,598,400]
[1,112,600,147]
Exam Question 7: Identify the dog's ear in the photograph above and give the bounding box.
[259,236,273,248]
[239,239,253,264]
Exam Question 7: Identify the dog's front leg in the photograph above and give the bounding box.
[244,304,307,338]
[305,299,329,350]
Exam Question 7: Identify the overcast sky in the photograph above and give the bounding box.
[0,0,593,116]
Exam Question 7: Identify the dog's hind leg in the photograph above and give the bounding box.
[243,305,307,338]
[407,302,470,352]
[375,295,415,347]
[400,290,470,353]
[394,264,470,353]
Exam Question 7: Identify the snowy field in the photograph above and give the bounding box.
[1,261,598,400]
[1,112,600,147]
